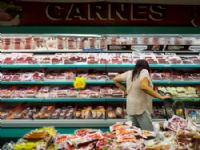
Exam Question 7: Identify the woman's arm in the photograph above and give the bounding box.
[140,77,170,100]
[113,75,126,92]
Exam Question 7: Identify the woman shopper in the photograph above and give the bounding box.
[113,59,170,131]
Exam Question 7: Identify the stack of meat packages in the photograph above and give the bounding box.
[1,53,200,65]
[1,36,106,51]
[0,104,125,120]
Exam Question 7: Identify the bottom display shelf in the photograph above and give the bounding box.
[0,119,166,138]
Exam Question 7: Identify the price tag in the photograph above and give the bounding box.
[73,77,86,89]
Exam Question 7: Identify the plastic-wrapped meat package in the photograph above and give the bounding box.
[0,89,13,98]
[55,73,66,80]
[24,86,38,98]
[184,74,191,80]
[66,37,77,50]
[108,37,121,45]
[57,36,65,50]
[49,87,60,98]
[62,54,74,64]
[32,72,44,81]
[25,54,36,64]
[21,73,33,81]
[12,107,31,119]
[0,72,2,81]
[165,115,188,131]
[2,38,12,50]
[13,87,26,98]
[111,54,122,64]
[191,56,200,64]
[65,106,75,119]
[56,89,68,98]
[151,73,163,80]
[51,108,62,119]
[81,106,93,119]
[94,106,105,119]
[59,108,68,119]
[70,54,87,64]
[145,56,158,64]
[162,72,171,80]
[100,38,106,50]
[52,55,63,64]
[181,57,194,64]
[171,73,183,80]
[45,72,58,80]
[87,54,99,64]
[34,106,55,119]
[36,86,50,98]
[87,73,98,80]
[67,89,78,97]
[157,57,169,64]
[33,37,46,50]
[46,37,57,50]
[24,37,33,50]
[3,54,16,64]
[0,54,3,64]
[78,90,90,98]
[168,56,183,64]
[84,38,98,49]
[99,54,110,64]
[100,88,112,97]
[193,73,200,80]
[2,73,13,81]
[112,88,124,97]
[11,73,21,81]
[36,55,52,64]
[89,90,100,98]
[64,72,75,80]
[115,107,124,118]
[15,53,27,64]
[77,37,84,50]
[23,107,37,119]
[121,54,133,64]
[107,106,117,119]
[97,74,109,80]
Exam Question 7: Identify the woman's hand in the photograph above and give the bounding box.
[161,95,171,100]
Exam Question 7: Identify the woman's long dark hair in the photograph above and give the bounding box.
[132,59,151,81]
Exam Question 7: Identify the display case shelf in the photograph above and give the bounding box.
[0,98,162,102]
[1,64,200,69]
[2,80,200,85]
[1,98,200,103]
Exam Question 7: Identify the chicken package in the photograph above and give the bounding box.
[121,54,133,64]
[65,106,75,119]
[81,106,93,119]
[65,72,75,80]
[34,106,55,119]
[107,106,117,119]
[59,107,68,119]
[51,108,62,119]
[62,54,74,64]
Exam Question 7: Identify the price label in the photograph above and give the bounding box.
[73,77,86,89]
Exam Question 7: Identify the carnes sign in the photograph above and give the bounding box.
[0,1,200,26]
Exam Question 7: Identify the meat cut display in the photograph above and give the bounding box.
[1,53,200,64]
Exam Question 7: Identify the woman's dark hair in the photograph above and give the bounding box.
[132,59,151,81]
